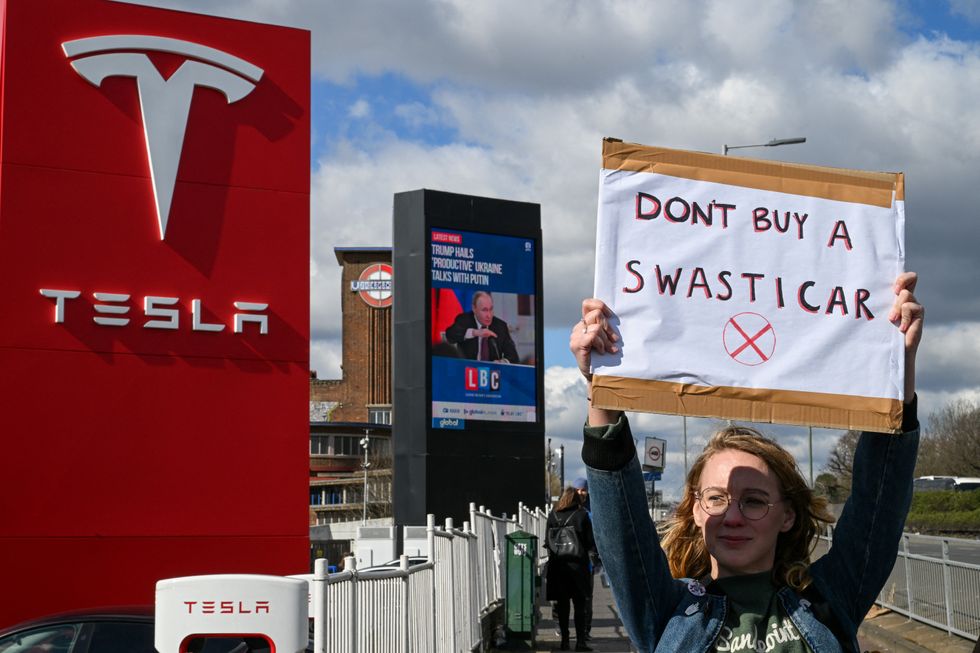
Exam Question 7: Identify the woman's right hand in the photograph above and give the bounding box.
[569,298,619,382]
[571,299,622,427]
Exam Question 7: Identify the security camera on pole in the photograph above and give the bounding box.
[642,437,666,519]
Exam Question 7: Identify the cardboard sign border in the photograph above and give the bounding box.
[602,138,904,208]
[591,375,902,434]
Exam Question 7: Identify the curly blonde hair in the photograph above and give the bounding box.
[659,425,835,590]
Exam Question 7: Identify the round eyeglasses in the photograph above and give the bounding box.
[694,487,783,521]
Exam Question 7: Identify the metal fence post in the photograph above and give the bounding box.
[446,517,457,653]
[345,555,358,653]
[903,535,912,620]
[313,558,327,653]
[427,514,437,653]
[401,554,410,653]
[942,539,954,635]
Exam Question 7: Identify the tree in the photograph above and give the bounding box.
[815,472,848,504]
[915,400,980,478]
[546,470,563,503]
[823,429,861,495]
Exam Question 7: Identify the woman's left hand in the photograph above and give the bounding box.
[888,271,923,399]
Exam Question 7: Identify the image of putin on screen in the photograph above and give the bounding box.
[445,291,520,364]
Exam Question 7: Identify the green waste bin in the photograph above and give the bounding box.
[504,530,538,638]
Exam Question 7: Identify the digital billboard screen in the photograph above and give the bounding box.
[429,228,537,428]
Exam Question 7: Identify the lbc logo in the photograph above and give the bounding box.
[465,367,500,391]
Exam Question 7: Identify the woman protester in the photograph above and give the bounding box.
[546,486,597,651]
[568,272,924,652]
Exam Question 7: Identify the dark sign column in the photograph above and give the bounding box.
[393,189,544,527]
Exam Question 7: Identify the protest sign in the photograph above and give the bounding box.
[591,139,906,433]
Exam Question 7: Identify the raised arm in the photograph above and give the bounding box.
[811,272,924,629]
[571,299,681,651]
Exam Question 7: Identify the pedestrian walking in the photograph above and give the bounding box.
[572,477,596,642]
[546,486,597,651]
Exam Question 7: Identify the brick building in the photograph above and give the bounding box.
[309,248,393,530]
[311,247,392,424]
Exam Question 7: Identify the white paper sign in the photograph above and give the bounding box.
[591,143,905,431]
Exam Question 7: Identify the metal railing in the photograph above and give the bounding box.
[515,502,550,565]
[878,534,980,642]
[819,528,980,642]
[311,502,549,652]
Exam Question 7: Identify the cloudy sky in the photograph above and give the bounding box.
[128,0,980,501]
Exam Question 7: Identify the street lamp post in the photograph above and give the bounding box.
[683,416,688,478]
[546,437,553,506]
[722,135,814,485]
[809,426,814,487]
[360,430,371,524]
[557,444,565,491]
[723,137,806,156]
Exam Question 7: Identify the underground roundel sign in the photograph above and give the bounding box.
[351,263,393,308]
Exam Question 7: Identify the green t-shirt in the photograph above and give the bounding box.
[711,571,810,653]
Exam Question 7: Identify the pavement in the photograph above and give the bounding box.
[495,581,978,653]
[859,606,977,653]
[517,578,635,652]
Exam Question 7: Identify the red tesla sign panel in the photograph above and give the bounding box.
[0,0,310,625]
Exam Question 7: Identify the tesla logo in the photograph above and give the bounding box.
[62,35,264,240]
[183,600,271,614]
[40,289,269,334]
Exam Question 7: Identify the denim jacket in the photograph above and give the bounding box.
[583,402,919,653]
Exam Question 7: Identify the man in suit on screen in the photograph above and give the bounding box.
[445,291,520,364]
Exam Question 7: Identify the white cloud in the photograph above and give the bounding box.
[950,0,980,25]
[310,337,343,379]
[394,101,442,129]
[348,99,371,119]
[121,0,980,490]
[913,320,980,425]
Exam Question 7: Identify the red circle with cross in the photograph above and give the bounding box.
[723,312,776,366]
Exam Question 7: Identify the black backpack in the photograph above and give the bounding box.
[547,510,583,559]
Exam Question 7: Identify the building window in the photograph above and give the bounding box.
[368,407,392,425]
[333,435,359,456]
[310,435,330,455]
[373,438,391,459]
[309,488,344,507]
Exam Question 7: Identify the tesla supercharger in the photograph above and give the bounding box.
[287,574,315,620]
[155,575,308,653]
